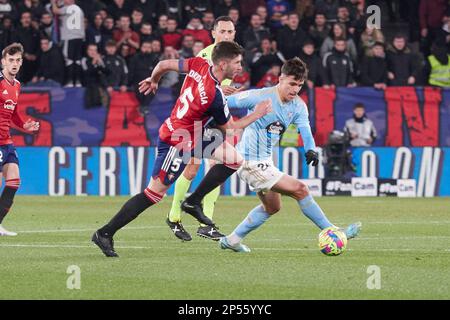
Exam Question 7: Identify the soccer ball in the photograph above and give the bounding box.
[318,227,348,256]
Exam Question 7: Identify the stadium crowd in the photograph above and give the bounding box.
[0,0,449,100]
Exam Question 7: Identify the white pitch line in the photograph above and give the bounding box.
[0,243,448,253]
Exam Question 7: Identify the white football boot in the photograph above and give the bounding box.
[0,224,18,236]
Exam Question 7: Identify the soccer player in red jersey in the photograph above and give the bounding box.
[0,43,40,236]
[92,41,272,257]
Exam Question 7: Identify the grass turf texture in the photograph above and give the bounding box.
[0,196,449,300]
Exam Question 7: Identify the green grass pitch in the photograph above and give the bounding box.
[0,196,449,300]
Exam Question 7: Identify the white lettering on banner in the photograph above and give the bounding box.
[397,179,416,197]
[300,179,322,197]
[128,147,146,196]
[75,147,90,196]
[417,147,442,197]
[351,178,378,197]
[99,147,117,196]
[325,180,352,192]
[361,151,377,178]
[392,147,413,179]
[308,147,324,179]
[49,147,68,196]
[230,172,247,196]
[282,147,299,178]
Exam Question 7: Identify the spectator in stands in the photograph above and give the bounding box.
[130,8,144,32]
[386,34,420,86]
[82,43,109,108]
[184,0,213,20]
[182,15,212,47]
[86,13,105,52]
[78,0,106,22]
[232,67,250,90]
[202,11,215,31]
[134,0,163,23]
[299,39,322,89]
[228,7,244,45]
[256,64,280,88]
[315,0,340,22]
[250,37,283,86]
[107,0,132,21]
[238,0,266,21]
[103,40,128,93]
[151,39,163,59]
[276,12,308,60]
[192,39,204,56]
[101,16,115,46]
[336,5,354,35]
[214,0,237,18]
[113,15,140,55]
[51,0,85,87]
[425,40,450,88]
[32,38,65,86]
[0,15,13,51]
[359,25,385,57]
[119,43,132,65]
[322,38,356,88]
[155,14,168,38]
[243,13,271,56]
[162,17,182,50]
[320,23,357,62]
[139,22,158,43]
[39,12,54,40]
[344,103,377,147]
[160,46,180,88]
[267,0,292,29]
[437,12,450,53]
[360,42,388,89]
[17,0,46,20]
[14,11,40,83]
[419,0,448,55]
[179,34,195,58]
[128,40,159,115]
[309,12,331,51]
[0,0,16,21]
[254,6,267,27]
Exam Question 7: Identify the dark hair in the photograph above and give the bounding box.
[105,40,116,47]
[211,41,242,65]
[2,43,24,58]
[281,57,308,81]
[353,103,365,110]
[373,41,385,48]
[214,16,234,29]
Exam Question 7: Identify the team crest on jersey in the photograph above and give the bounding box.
[266,121,286,135]
[3,99,16,110]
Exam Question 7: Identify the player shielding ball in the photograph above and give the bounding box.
[0,43,40,236]
[92,41,272,257]
[180,57,361,252]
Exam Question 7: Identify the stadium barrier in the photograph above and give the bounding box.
[17,146,449,196]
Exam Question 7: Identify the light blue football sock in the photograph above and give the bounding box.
[233,205,270,240]
[298,195,333,230]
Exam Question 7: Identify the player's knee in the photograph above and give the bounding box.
[293,180,309,200]
[224,156,244,170]
[264,203,281,215]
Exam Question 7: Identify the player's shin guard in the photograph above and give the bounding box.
[298,195,334,230]
[0,179,20,224]
[99,188,163,237]
[186,164,237,205]
[228,205,270,245]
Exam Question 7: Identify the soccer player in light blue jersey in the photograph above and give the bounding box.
[183,57,361,252]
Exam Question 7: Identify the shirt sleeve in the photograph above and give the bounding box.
[207,88,231,126]
[12,107,25,129]
[226,89,260,110]
[293,100,316,151]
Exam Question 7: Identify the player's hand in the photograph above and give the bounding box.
[254,99,272,118]
[138,77,158,95]
[305,150,319,166]
[23,119,40,132]
[221,85,242,96]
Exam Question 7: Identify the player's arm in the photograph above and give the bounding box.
[12,110,39,133]
[50,0,65,15]
[293,103,319,166]
[217,99,272,132]
[226,90,259,110]
[139,59,187,95]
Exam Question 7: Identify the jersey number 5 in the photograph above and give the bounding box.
[177,87,194,119]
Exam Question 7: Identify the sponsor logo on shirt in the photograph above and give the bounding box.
[3,99,16,111]
[266,121,286,135]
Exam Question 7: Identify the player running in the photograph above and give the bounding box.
[0,43,40,236]
[92,41,272,257]
[167,16,239,241]
[181,57,361,252]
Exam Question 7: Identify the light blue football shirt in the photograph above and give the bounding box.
[227,86,316,161]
